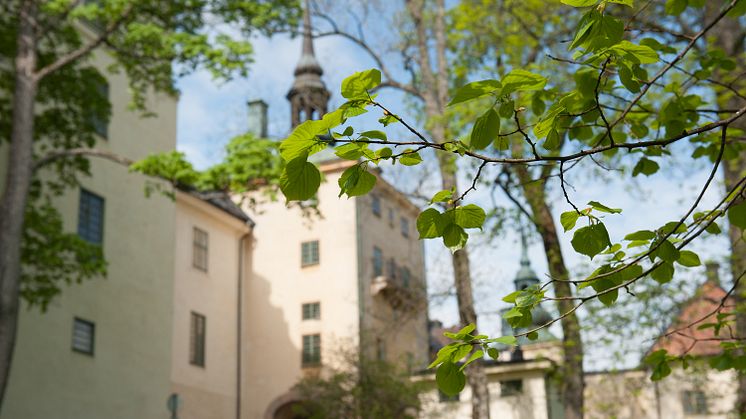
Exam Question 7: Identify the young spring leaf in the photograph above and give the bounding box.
[341,69,381,100]
[436,361,467,396]
[470,108,500,150]
[560,211,580,232]
[571,223,612,259]
[399,150,423,166]
[280,156,321,201]
[448,79,501,106]
[338,165,377,198]
[728,202,746,230]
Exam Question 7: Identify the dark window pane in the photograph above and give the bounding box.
[301,241,319,267]
[400,217,409,237]
[72,317,95,355]
[501,380,523,397]
[190,312,206,367]
[302,302,320,320]
[193,227,209,271]
[302,334,321,366]
[373,247,383,277]
[372,195,381,216]
[78,189,104,245]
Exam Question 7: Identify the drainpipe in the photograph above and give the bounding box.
[237,225,252,419]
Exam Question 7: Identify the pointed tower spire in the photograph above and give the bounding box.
[514,231,539,291]
[287,0,330,128]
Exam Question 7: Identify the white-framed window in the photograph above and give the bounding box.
[302,302,321,320]
[302,334,321,366]
[682,390,707,415]
[78,189,104,245]
[372,195,381,217]
[301,240,320,267]
[400,217,410,237]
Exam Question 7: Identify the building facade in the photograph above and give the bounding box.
[1,45,179,418]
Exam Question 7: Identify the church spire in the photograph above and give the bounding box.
[287,0,330,128]
[514,230,539,291]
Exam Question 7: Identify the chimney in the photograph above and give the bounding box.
[705,262,720,284]
[247,100,268,138]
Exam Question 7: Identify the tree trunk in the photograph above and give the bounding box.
[439,153,491,419]
[0,0,38,406]
[515,167,585,419]
[705,5,746,414]
[403,0,491,416]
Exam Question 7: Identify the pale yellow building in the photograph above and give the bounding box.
[170,189,253,419]
[0,46,179,418]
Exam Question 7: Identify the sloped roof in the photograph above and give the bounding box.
[649,280,733,357]
[181,188,253,225]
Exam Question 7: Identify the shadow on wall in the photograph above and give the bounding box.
[243,235,298,419]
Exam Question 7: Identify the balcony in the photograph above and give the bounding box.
[370,275,425,311]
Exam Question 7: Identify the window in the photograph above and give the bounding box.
[90,79,109,139]
[401,267,411,288]
[302,334,321,366]
[400,217,410,237]
[193,227,209,271]
[387,258,397,279]
[302,302,321,320]
[388,208,395,227]
[301,241,320,267]
[190,312,206,367]
[376,338,386,361]
[682,390,707,414]
[78,189,104,245]
[501,380,523,397]
[439,390,459,402]
[72,317,95,355]
[373,247,383,277]
[371,195,381,216]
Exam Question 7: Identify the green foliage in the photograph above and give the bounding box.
[293,351,422,419]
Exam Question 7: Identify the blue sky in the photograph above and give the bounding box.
[175,27,732,370]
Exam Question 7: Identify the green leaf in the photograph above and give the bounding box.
[341,69,381,100]
[436,361,466,396]
[728,202,746,230]
[611,41,660,64]
[431,190,453,204]
[335,143,366,160]
[399,150,423,166]
[361,130,387,141]
[543,128,561,150]
[677,250,701,267]
[487,348,500,360]
[624,230,656,241]
[460,350,484,371]
[598,288,619,306]
[571,223,612,259]
[632,157,659,176]
[280,157,321,201]
[588,201,622,214]
[443,224,469,252]
[656,240,680,263]
[608,0,634,6]
[665,0,687,15]
[455,323,476,337]
[417,208,445,239]
[527,331,539,341]
[448,79,501,106]
[338,165,377,198]
[500,69,547,95]
[645,350,672,381]
[470,108,500,150]
[561,0,598,6]
[651,261,675,284]
[454,204,486,229]
[560,211,580,232]
[429,344,458,368]
[490,336,518,346]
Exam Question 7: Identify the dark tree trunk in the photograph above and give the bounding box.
[0,0,38,406]
[515,167,585,419]
[706,4,746,414]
